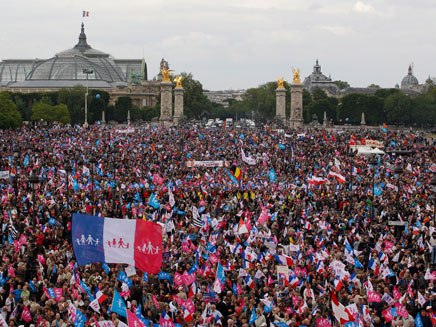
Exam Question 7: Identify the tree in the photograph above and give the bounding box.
[31,102,70,124]
[384,92,412,124]
[176,72,213,119]
[0,92,22,129]
[311,88,328,101]
[302,89,313,123]
[411,93,436,126]
[334,80,350,90]
[57,86,85,125]
[114,96,132,122]
[367,84,381,89]
[310,99,337,123]
[339,93,384,124]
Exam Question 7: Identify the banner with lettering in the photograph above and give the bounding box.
[72,213,162,273]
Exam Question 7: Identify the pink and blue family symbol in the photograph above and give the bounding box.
[72,213,162,273]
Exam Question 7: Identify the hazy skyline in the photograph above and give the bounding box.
[1,0,435,90]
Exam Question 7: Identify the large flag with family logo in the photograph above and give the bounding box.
[72,213,162,273]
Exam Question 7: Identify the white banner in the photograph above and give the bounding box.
[0,171,9,179]
[185,160,229,168]
[241,149,257,165]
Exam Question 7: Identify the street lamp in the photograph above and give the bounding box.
[394,164,403,215]
[369,156,378,219]
[89,156,98,215]
[83,68,94,127]
[64,162,72,203]
[430,174,436,224]
[27,168,40,228]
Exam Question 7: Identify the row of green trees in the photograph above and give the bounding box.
[2,74,436,129]
[223,82,436,126]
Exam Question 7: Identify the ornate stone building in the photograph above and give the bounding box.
[303,59,340,96]
[0,23,160,108]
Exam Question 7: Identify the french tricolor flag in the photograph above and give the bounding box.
[246,275,255,289]
[83,11,89,17]
[72,213,162,273]
[334,279,343,291]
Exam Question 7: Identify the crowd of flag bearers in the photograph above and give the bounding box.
[0,124,435,327]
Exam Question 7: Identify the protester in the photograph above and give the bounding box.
[0,123,435,327]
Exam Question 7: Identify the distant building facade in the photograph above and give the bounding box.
[303,60,340,96]
[0,23,160,108]
[204,90,245,107]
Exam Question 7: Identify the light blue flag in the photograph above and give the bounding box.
[142,272,148,282]
[23,155,29,167]
[249,307,257,325]
[354,258,364,268]
[374,184,382,196]
[415,313,423,327]
[73,306,87,327]
[111,290,127,317]
[102,263,110,274]
[148,193,160,209]
[216,262,225,286]
[268,168,277,182]
[117,270,132,287]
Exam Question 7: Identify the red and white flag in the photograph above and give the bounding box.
[331,291,354,325]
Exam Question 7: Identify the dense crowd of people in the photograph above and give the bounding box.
[0,123,435,327]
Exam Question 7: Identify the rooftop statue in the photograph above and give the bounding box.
[174,76,183,88]
[292,68,301,84]
[277,78,286,89]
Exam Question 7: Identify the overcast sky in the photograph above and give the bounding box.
[1,0,435,90]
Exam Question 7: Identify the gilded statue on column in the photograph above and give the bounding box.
[292,68,301,84]
[277,78,286,89]
[161,68,173,82]
[174,76,183,88]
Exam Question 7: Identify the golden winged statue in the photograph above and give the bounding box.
[292,68,301,84]
[277,77,286,89]
[161,68,173,82]
[174,76,183,88]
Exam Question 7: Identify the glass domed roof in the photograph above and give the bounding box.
[25,24,126,84]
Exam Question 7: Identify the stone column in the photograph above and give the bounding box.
[275,87,286,123]
[360,112,366,126]
[160,81,173,121]
[289,83,304,129]
[127,110,131,125]
[173,87,184,125]
[101,110,106,124]
[323,111,327,127]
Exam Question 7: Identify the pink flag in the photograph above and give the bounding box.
[174,272,183,286]
[8,265,15,277]
[37,254,46,265]
[19,234,27,245]
[185,298,195,314]
[127,309,145,327]
[53,288,63,302]
[382,308,394,322]
[394,302,409,318]
[367,291,381,303]
[152,174,164,185]
[316,318,331,327]
[152,294,160,309]
[159,318,174,327]
[268,275,274,285]
[21,306,32,323]
[393,286,401,301]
